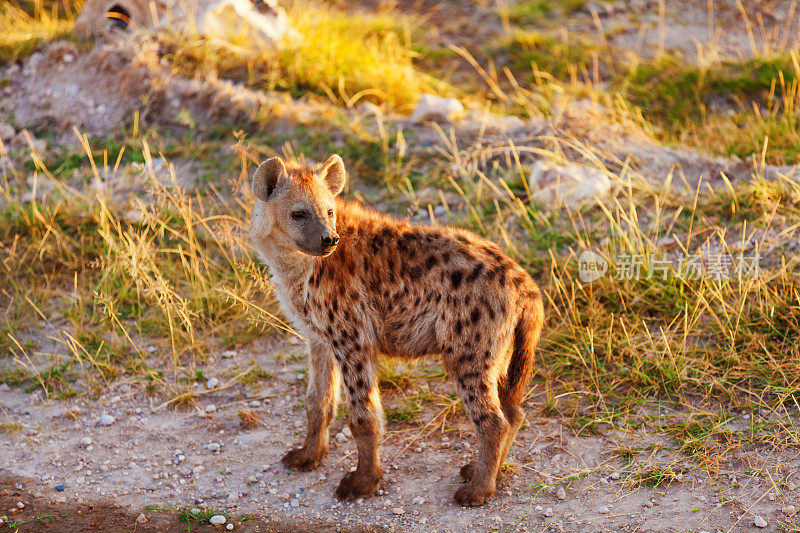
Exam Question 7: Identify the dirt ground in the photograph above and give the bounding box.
[1,336,799,532]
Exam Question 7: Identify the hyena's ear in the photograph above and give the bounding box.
[252,157,287,202]
[319,154,346,196]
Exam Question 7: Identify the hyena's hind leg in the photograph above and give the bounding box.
[282,340,340,471]
[452,361,510,506]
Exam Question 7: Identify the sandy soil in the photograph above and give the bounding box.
[2,335,799,532]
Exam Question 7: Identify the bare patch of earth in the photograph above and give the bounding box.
[1,335,799,532]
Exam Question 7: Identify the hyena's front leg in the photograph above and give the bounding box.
[335,353,384,500]
[282,340,340,471]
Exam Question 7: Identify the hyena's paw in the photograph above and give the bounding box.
[454,481,496,507]
[459,462,476,483]
[281,446,326,471]
[334,468,382,501]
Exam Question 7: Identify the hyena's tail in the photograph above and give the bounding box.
[500,297,543,408]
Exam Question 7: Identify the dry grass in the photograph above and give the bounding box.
[0,0,83,64]
[238,408,261,429]
[0,131,292,397]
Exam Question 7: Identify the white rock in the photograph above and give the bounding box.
[226,524,234,531]
[99,414,115,426]
[209,514,227,525]
[205,404,217,413]
[207,443,221,453]
[529,160,612,210]
[556,486,566,500]
[80,436,93,447]
[599,505,609,514]
[544,507,553,517]
[392,507,405,515]
[409,94,464,123]
[784,505,797,517]
[335,432,348,444]
[136,513,147,523]
[754,515,768,528]
[342,426,352,438]
[610,472,621,480]
[206,377,220,389]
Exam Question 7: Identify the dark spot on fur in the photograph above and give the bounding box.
[467,263,484,282]
[471,308,481,324]
[451,270,463,289]
[328,310,334,321]
[455,320,463,334]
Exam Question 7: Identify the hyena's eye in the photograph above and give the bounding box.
[291,211,307,220]
[327,209,334,217]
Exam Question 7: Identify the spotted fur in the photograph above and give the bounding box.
[249,155,544,506]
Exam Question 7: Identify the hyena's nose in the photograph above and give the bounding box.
[322,234,340,247]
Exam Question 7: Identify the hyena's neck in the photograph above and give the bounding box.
[260,242,317,293]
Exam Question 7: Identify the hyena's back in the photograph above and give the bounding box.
[313,202,542,399]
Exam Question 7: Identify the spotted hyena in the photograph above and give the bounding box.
[249,154,544,506]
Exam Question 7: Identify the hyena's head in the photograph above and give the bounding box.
[249,154,346,257]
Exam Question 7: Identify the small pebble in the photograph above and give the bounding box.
[136,513,147,523]
[206,404,217,413]
[544,507,553,517]
[209,515,226,526]
[80,436,93,446]
[392,507,405,515]
[206,377,220,389]
[556,486,566,500]
[99,414,115,426]
[610,472,620,480]
[16,502,24,509]
[55,484,66,492]
[335,432,347,444]
[599,505,609,514]
[754,515,768,528]
[226,524,234,531]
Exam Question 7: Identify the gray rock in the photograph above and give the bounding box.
[754,515,768,528]
[529,160,612,210]
[409,94,464,123]
[99,414,115,426]
[206,377,220,389]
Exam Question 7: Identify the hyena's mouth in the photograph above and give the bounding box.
[297,242,338,257]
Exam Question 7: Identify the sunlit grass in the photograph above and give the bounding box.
[158,0,450,109]
[0,0,82,64]
[0,131,291,398]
